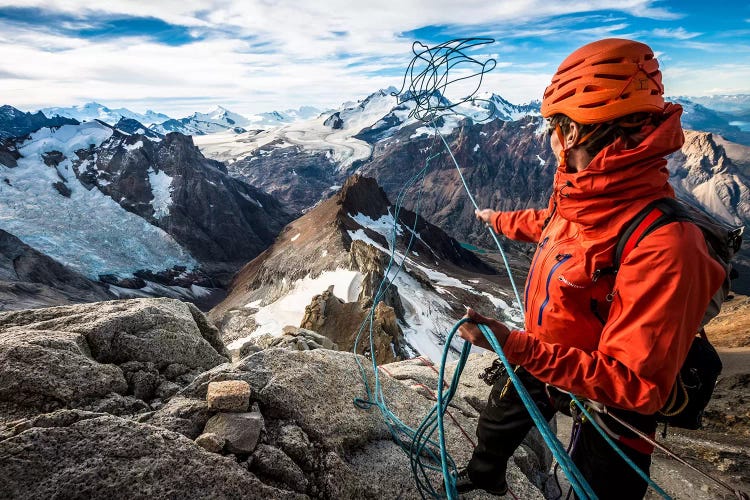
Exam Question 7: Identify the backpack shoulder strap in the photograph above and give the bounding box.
[613,198,681,272]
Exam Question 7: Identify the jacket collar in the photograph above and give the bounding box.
[553,103,684,232]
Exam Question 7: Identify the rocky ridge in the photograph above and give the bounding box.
[0,119,296,310]
[2,297,746,498]
[0,298,550,499]
[209,174,520,363]
[0,104,78,140]
[72,126,294,281]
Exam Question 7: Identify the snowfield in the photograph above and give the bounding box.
[0,122,197,279]
[227,269,363,349]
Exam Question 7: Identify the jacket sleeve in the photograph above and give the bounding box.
[490,209,549,243]
[502,222,725,414]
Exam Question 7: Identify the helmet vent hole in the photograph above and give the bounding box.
[557,76,582,89]
[644,53,654,61]
[650,89,660,95]
[583,85,606,93]
[592,57,626,66]
[552,89,576,104]
[593,73,629,81]
[579,101,608,109]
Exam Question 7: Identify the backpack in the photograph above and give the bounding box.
[612,197,744,429]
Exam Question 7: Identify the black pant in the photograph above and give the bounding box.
[467,368,657,499]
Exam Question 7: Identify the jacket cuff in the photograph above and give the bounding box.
[502,330,532,366]
[490,211,503,235]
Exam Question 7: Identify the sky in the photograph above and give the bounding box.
[1,0,749,118]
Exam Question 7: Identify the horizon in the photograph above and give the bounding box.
[2,0,749,117]
[10,90,750,123]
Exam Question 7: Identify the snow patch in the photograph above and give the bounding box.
[228,269,363,349]
[147,167,174,219]
[291,233,300,242]
[239,191,263,208]
[351,212,403,240]
[124,140,143,151]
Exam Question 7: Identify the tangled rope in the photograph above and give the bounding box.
[393,37,498,123]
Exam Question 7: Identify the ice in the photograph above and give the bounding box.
[0,122,196,279]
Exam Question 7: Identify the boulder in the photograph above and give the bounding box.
[276,423,315,471]
[0,328,127,411]
[206,380,251,412]
[0,298,229,369]
[0,410,302,499]
[249,443,308,493]
[147,396,213,439]
[203,411,265,455]
[0,298,230,422]
[195,432,225,453]
[181,348,545,498]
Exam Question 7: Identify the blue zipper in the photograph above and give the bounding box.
[524,237,549,311]
[537,254,572,326]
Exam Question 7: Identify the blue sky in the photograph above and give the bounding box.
[1,0,748,117]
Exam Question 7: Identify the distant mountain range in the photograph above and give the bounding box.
[0,116,295,309]
[2,87,750,315]
[39,102,323,136]
[40,102,171,128]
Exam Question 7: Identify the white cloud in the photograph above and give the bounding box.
[1,0,743,116]
[651,27,701,40]
[663,64,750,96]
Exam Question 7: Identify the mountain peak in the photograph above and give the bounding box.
[337,175,390,220]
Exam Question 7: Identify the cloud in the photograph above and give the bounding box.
[1,0,744,116]
[651,27,701,40]
[664,64,750,96]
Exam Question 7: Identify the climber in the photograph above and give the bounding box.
[456,38,726,498]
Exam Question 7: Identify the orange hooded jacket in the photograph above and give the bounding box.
[490,104,725,414]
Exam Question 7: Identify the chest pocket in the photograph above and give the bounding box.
[534,243,614,332]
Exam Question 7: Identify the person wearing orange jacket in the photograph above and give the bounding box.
[456,38,726,498]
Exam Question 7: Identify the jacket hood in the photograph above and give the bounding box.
[554,103,684,230]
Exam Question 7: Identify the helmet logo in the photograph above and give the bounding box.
[637,78,649,90]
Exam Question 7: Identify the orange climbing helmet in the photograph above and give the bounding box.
[541,38,665,124]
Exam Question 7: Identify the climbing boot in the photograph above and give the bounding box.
[452,468,508,496]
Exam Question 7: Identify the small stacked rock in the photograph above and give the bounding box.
[194,380,264,455]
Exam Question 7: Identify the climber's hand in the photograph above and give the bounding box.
[474,209,495,225]
[458,307,510,351]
